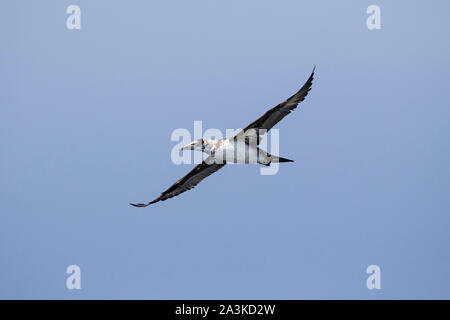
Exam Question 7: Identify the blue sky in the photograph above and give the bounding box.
[1,1,449,299]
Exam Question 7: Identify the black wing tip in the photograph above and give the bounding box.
[307,65,316,83]
[129,198,161,207]
[129,202,149,207]
[304,65,315,89]
[309,65,316,79]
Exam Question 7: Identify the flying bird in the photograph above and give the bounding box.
[130,67,315,207]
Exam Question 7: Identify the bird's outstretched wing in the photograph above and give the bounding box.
[130,157,226,207]
[234,66,315,145]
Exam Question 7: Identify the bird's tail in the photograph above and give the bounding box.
[271,155,294,163]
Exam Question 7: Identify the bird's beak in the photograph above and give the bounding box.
[178,144,192,151]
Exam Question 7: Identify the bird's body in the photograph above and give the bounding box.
[204,138,271,165]
[131,67,315,207]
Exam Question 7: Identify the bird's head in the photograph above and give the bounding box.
[179,139,205,151]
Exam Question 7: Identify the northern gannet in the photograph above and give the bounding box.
[130,67,315,207]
